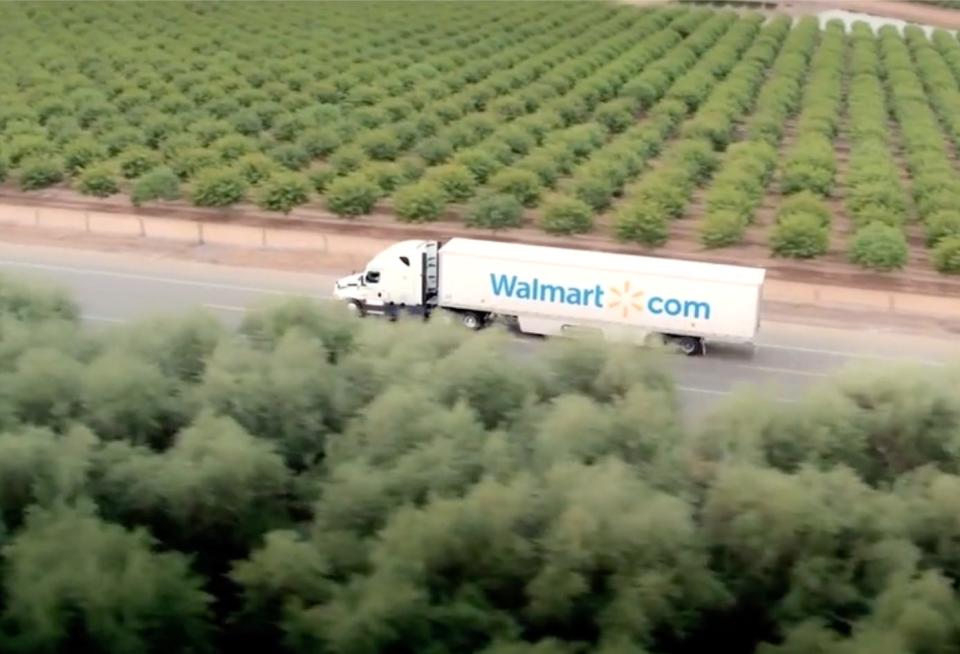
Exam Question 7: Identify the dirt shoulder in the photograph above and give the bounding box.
[2,187,958,299]
[1,218,958,338]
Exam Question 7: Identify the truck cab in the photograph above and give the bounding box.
[333,239,438,317]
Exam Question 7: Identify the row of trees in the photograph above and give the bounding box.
[699,16,821,251]
[0,1,662,210]
[374,8,695,225]
[612,14,768,245]
[898,27,960,273]
[321,6,684,220]
[3,271,960,653]
[839,23,911,272]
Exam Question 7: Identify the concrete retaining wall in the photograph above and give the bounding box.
[2,202,959,321]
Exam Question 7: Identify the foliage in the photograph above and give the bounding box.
[490,168,543,208]
[465,192,524,230]
[423,163,476,203]
[75,163,120,198]
[132,166,181,206]
[255,173,311,214]
[324,173,380,217]
[3,272,960,651]
[849,222,910,271]
[190,167,248,208]
[925,210,960,248]
[770,212,829,258]
[540,196,593,235]
[932,236,960,273]
[614,200,670,246]
[18,156,64,191]
[393,180,448,223]
[700,209,747,248]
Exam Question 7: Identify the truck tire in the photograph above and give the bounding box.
[345,300,365,318]
[674,336,703,356]
[461,312,483,330]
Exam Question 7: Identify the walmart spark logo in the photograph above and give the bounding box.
[607,280,644,318]
[488,273,712,320]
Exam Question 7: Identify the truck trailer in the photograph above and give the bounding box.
[332,237,766,355]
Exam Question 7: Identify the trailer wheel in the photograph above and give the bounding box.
[674,336,703,356]
[461,312,483,330]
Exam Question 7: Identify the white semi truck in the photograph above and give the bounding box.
[332,237,766,355]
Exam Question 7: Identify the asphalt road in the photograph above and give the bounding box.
[1,242,957,420]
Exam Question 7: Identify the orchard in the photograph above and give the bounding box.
[2,1,960,282]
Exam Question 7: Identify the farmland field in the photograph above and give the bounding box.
[3,1,960,279]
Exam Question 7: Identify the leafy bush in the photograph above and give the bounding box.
[489,168,542,207]
[700,210,747,249]
[63,137,105,174]
[672,139,719,183]
[211,134,258,161]
[778,190,831,226]
[19,157,64,190]
[76,163,120,197]
[329,145,367,176]
[358,128,401,161]
[131,166,181,206]
[571,174,616,212]
[117,146,162,179]
[169,147,219,181]
[307,164,337,193]
[190,167,248,208]
[705,187,755,223]
[324,173,379,216]
[932,236,960,274]
[234,153,281,185]
[770,213,829,258]
[848,223,909,271]
[415,136,453,165]
[393,181,447,223]
[364,162,405,193]
[925,210,960,247]
[423,164,476,202]
[540,196,593,235]
[595,99,635,133]
[269,144,310,171]
[464,192,524,230]
[396,155,427,183]
[454,149,500,184]
[255,172,311,214]
[517,154,560,187]
[614,200,669,246]
[780,162,834,196]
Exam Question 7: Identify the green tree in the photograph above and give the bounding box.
[0,503,213,654]
[324,173,379,217]
[255,172,312,214]
[131,166,181,206]
[540,195,593,235]
[393,180,448,223]
[465,191,524,230]
[76,162,121,197]
[849,223,909,271]
[190,167,248,208]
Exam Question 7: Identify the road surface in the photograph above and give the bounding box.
[1,242,957,420]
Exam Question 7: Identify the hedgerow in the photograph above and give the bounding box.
[778,20,845,198]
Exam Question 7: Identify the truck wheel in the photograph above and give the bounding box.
[674,336,703,356]
[461,312,483,330]
[345,300,365,318]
